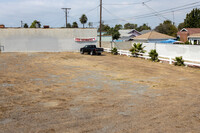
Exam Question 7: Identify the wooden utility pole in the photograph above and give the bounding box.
[62,8,71,28]
[99,0,102,47]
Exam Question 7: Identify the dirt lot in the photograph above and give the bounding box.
[0,52,200,133]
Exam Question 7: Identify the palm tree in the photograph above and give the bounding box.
[72,22,78,28]
[129,43,146,57]
[79,14,88,28]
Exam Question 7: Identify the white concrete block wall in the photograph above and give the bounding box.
[0,28,97,52]
[143,43,200,61]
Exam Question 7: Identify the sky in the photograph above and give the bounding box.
[0,0,199,29]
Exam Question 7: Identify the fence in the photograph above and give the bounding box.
[104,48,200,67]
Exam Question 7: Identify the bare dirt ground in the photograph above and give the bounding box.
[0,52,200,133]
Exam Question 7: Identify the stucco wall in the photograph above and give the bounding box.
[0,28,97,52]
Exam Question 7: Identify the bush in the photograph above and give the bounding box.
[174,56,185,66]
[111,47,118,55]
[149,49,159,62]
[129,43,146,57]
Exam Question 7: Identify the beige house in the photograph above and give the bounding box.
[188,33,200,45]
[133,31,176,43]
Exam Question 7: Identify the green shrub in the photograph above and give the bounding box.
[185,41,190,44]
[111,47,118,55]
[149,49,159,62]
[174,56,185,66]
[129,43,146,57]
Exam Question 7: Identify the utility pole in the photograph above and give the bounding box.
[99,0,102,48]
[172,11,175,25]
[62,8,71,28]
[21,21,23,28]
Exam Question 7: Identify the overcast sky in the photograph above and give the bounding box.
[0,0,199,29]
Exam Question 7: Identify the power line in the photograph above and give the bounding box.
[103,7,129,22]
[142,2,169,21]
[101,2,200,23]
[70,5,100,18]
[103,0,151,5]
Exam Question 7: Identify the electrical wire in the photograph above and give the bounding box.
[103,0,151,6]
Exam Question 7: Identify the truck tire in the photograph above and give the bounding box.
[98,53,101,55]
[80,50,84,54]
[90,51,94,55]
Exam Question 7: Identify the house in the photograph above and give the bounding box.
[188,33,200,45]
[0,25,5,28]
[133,31,176,43]
[119,29,141,41]
[177,28,200,43]
[140,30,151,34]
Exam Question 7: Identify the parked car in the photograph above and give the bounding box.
[80,45,104,55]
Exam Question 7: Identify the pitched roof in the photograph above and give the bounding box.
[133,31,175,40]
[177,28,200,35]
[140,30,151,34]
[188,33,200,38]
[119,29,141,37]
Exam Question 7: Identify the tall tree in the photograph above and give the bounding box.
[98,23,110,32]
[66,23,71,28]
[114,24,123,31]
[24,23,29,28]
[106,24,122,40]
[30,20,41,28]
[124,23,138,29]
[184,8,200,28]
[155,20,178,37]
[107,27,120,40]
[136,24,151,32]
[79,14,88,28]
[72,22,78,28]
[178,22,185,30]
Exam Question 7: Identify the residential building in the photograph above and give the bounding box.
[177,28,200,43]
[188,33,200,45]
[140,30,151,35]
[119,29,141,41]
[0,25,5,28]
[133,31,176,43]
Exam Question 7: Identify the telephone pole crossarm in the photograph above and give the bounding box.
[62,8,71,28]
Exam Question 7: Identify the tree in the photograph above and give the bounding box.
[174,56,185,66]
[114,24,123,31]
[136,24,151,32]
[155,20,178,37]
[72,22,78,28]
[66,23,71,28]
[178,22,185,30]
[79,14,88,28]
[129,43,146,57]
[30,20,41,28]
[124,23,138,29]
[24,23,29,28]
[107,27,120,40]
[111,48,118,55]
[149,49,159,62]
[184,8,200,28]
[98,23,111,32]
[88,22,93,28]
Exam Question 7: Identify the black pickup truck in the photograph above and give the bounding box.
[80,45,104,55]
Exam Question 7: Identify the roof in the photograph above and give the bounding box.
[119,29,141,37]
[188,33,200,38]
[133,31,176,40]
[140,30,151,34]
[177,28,200,35]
